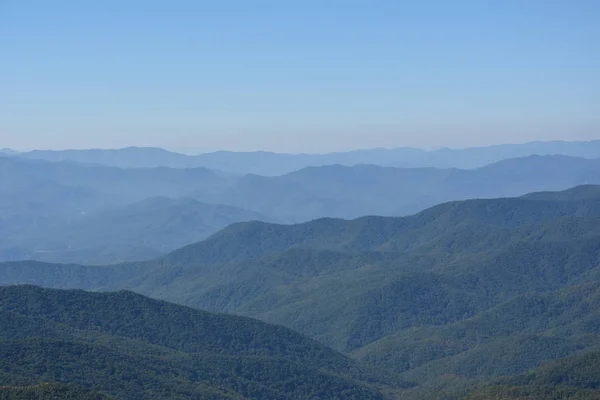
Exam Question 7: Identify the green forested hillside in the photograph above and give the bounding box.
[464,352,600,399]
[0,383,111,400]
[354,281,600,375]
[466,386,600,400]
[120,190,600,355]
[0,286,391,400]
[522,184,600,201]
[2,186,600,399]
[504,351,600,389]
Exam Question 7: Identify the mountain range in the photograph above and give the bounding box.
[195,155,600,221]
[3,153,600,264]
[1,197,269,265]
[2,185,600,398]
[0,285,394,399]
[6,140,600,175]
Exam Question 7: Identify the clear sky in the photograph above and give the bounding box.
[1,0,598,153]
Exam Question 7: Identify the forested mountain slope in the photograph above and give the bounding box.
[2,186,600,398]
[0,383,111,400]
[0,286,392,400]
[465,352,600,400]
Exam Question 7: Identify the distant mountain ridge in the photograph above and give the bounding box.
[199,155,600,221]
[4,153,600,223]
[3,154,600,264]
[0,197,270,264]
[8,139,600,175]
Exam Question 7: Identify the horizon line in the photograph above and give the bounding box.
[3,138,600,156]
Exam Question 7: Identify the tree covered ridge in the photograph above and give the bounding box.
[0,285,393,400]
[3,186,600,398]
[0,383,112,400]
[464,352,600,399]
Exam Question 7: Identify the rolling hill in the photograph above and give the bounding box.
[0,156,233,207]
[0,383,111,400]
[0,285,394,400]
[2,186,600,392]
[5,154,600,264]
[198,155,600,221]
[2,186,600,398]
[0,197,270,264]
[464,352,600,400]
[5,152,600,225]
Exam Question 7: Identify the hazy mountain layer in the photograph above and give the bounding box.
[4,154,600,223]
[10,140,600,175]
[0,197,269,265]
[3,155,600,265]
[199,155,600,221]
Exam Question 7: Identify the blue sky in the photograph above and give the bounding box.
[1,0,598,153]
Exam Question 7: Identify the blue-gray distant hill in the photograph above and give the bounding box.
[3,154,600,264]
[11,139,600,175]
[0,156,259,263]
[6,154,600,226]
[0,197,270,265]
[0,156,233,208]
[200,155,600,221]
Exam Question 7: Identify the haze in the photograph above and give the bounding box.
[1,0,599,152]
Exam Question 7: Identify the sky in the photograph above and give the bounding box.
[0,0,599,153]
